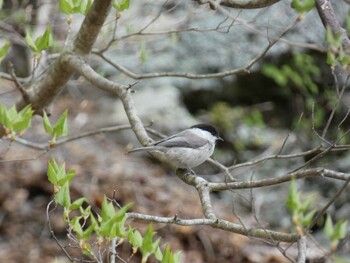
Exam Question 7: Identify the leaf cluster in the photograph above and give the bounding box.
[326,26,350,69]
[59,0,92,15]
[47,157,180,262]
[25,25,54,53]
[286,178,316,235]
[291,0,315,14]
[0,103,33,140]
[43,110,68,147]
[324,215,348,252]
[0,42,9,64]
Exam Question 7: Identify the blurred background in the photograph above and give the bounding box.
[0,0,350,262]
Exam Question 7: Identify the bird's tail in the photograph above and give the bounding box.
[128,146,157,154]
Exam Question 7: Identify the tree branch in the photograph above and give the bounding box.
[220,0,280,9]
[315,0,350,52]
[209,168,350,191]
[194,0,281,9]
[15,0,113,113]
[127,212,298,242]
[296,236,307,263]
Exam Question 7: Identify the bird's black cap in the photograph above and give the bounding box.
[191,124,223,140]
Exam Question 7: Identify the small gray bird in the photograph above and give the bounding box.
[128,124,222,169]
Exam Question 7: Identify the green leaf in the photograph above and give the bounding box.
[291,0,315,14]
[79,0,92,15]
[286,178,300,213]
[0,0,3,10]
[101,195,115,220]
[141,224,156,262]
[114,203,132,222]
[35,25,53,51]
[53,110,68,137]
[71,216,84,238]
[333,220,348,240]
[155,245,163,261]
[65,169,76,183]
[59,0,74,14]
[99,219,113,237]
[129,229,143,248]
[82,219,96,239]
[299,196,313,213]
[0,42,9,64]
[47,157,59,185]
[25,30,38,52]
[162,245,171,263]
[324,214,334,238]
[55,182,71,207]
[43,111,53,135]
[173,251,181,263]
[81,242,93,256]
[0,104,33,133]
[56,164,68,185]
[70,197,88,210]
[113,0,130,11]
[261,64,288,87]
[302,209,316,226]
[12,105,34,132]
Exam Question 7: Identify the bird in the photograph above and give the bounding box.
[128,124,222,170]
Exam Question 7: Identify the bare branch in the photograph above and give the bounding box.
[209,168,350,191]
[127,212,298,242]
[195,0,281,9]
[14,124,164,150]
[297,236,307,263]
[229,147,323,171]
[220,0,281,9]
[95,16,299,80]
[177,169,217,220]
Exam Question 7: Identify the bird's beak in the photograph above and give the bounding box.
[217,136,224,141]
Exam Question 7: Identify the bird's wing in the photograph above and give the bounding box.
[154,130,208,149]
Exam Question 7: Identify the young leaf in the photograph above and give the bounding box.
[35,25,53,51]
[71,216,84,238]
[113,0,129,11]
[324,214,334,238]
[286,178,299,213]
[81,241,93,256]
[155,245,163,261]
[114,203,132,222]
[101,195,115,220]
[47,157,59,185]
[43,111,53,135]
[0,42,10,63]
[59,0,74,14]
[302,209,316,227]
[79,0,92,15]
[291,0,315,14]
[25,30,38,52]
[12,105,34,132]
[53,110,68,137]
[129,229,143,249]
[141,224,156,262]
[70,197,88,210]
[55,181,71,207]
[82,217,97,239]
[333,220,348,240]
